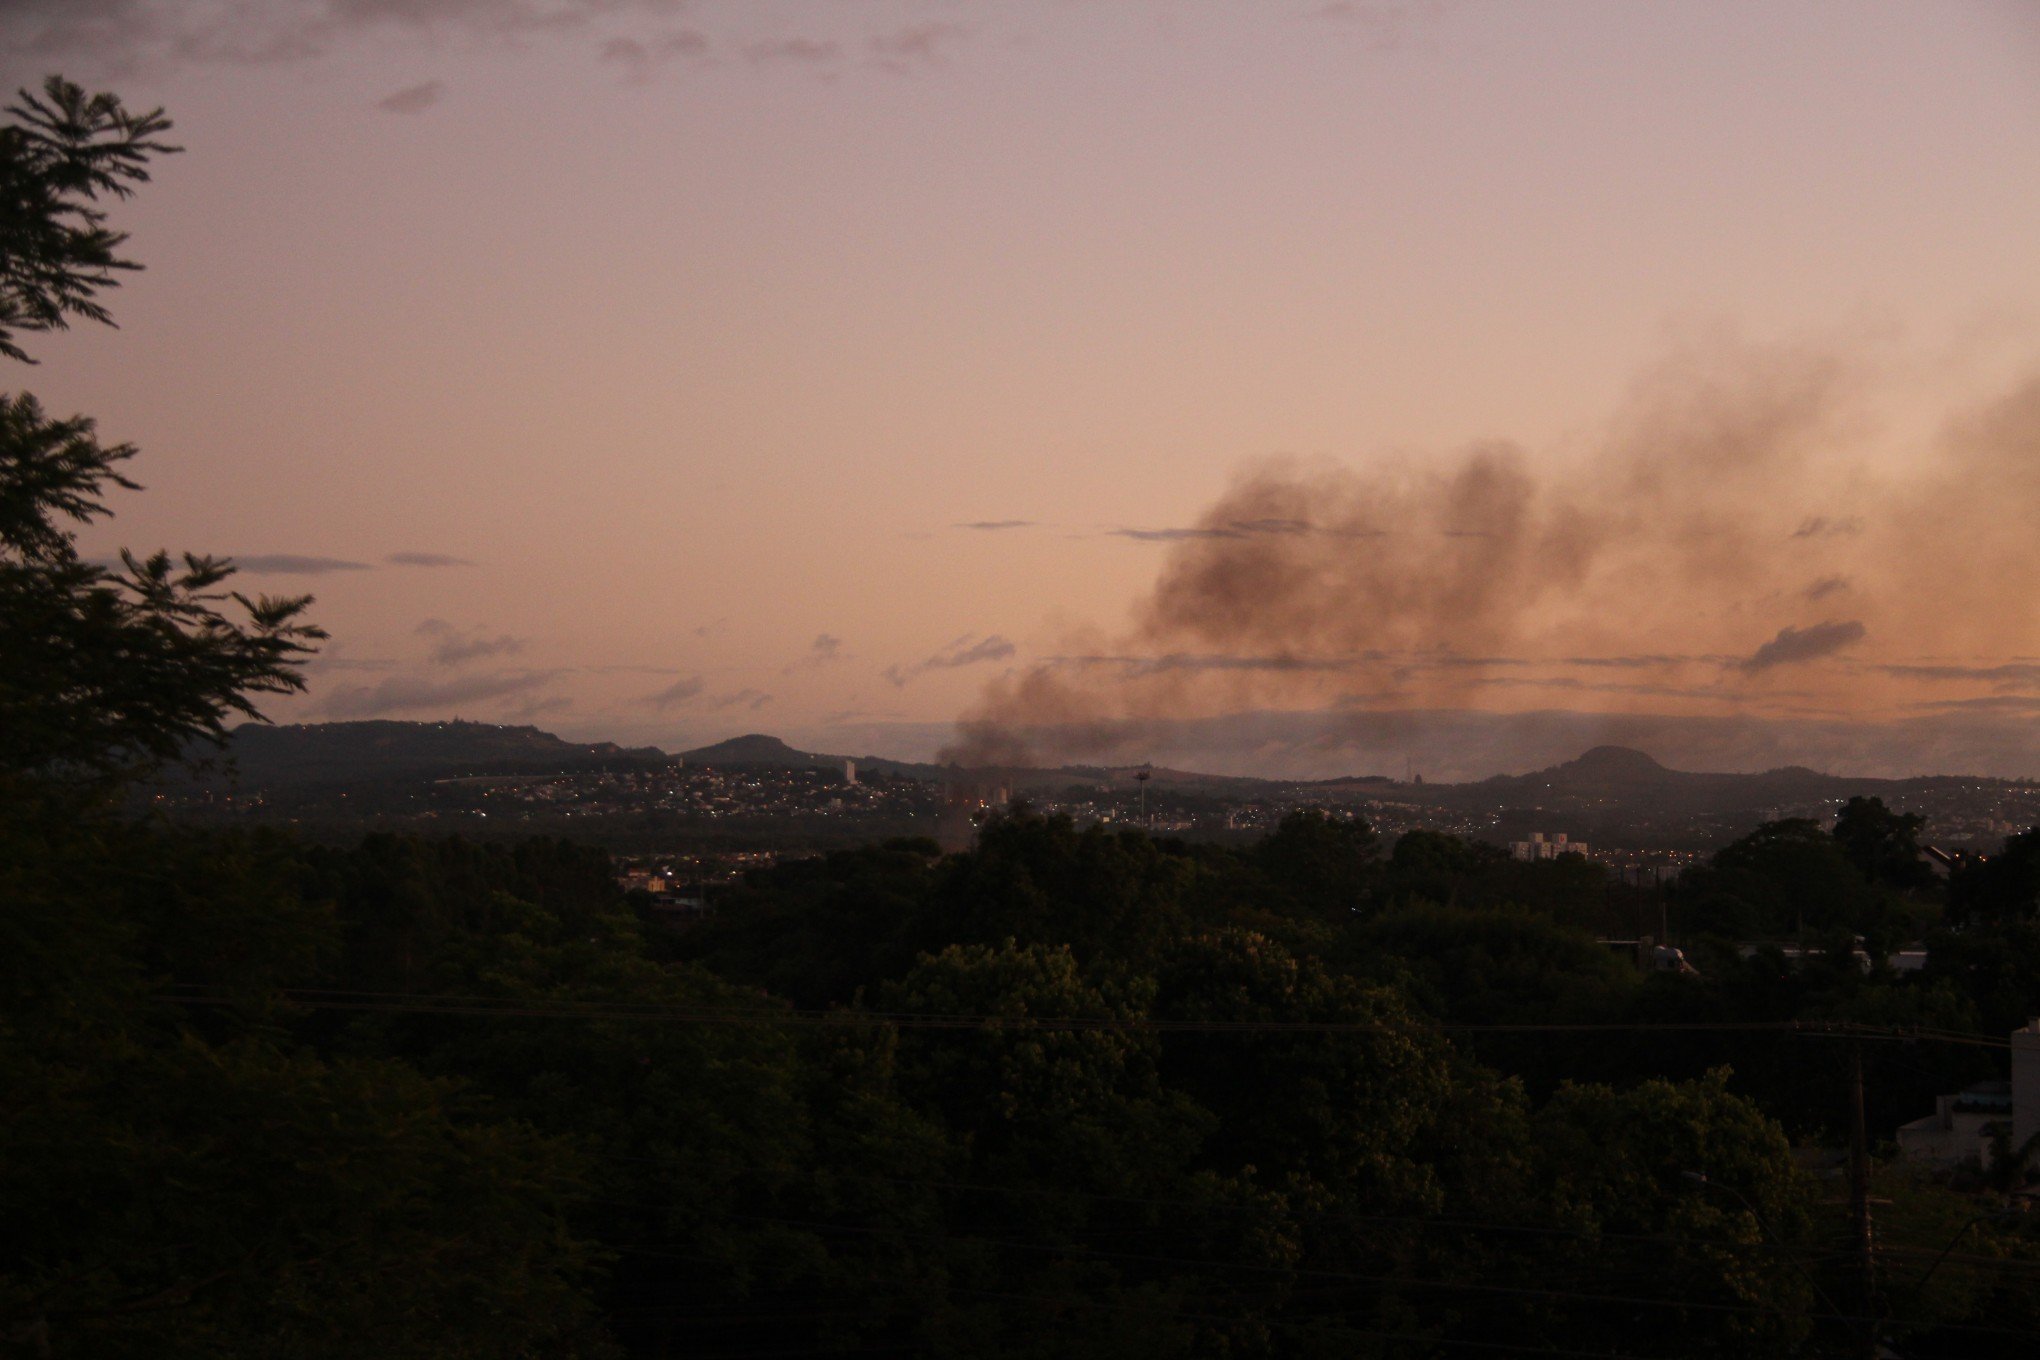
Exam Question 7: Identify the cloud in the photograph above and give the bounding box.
[1111,519,1384,543]
[1,0,695,67]
[1803,575,1850,601]
[1740,620,1867,673]
[1044,650,1724,682]
[386,551,474,567]
[1112,526,1249,543]
[1462,675,1584,691]
[743,36,840,65]
[885,634,1017,687]
[599,28,707,82]
[416,618,523,665]
[693,617,728,638]
[504,694,573,720]
[780,632,847,676]
[1879,662,2040,686]
[1054,652,1374,677]
[1791,515,1863,539]
[931,635,1017,669]
[233,554,372,574]
[1401,654,1533,671]
[1561,654,1703,669]
[645,675,705,709]
[957,520,1036,532]
[305,656,399,672]
[1302,1,1452,53]
[709,687,772,711]
[869,20,968,71]
[319,668,552,719]
[1911,695,2040,713]
[375,79,443,113]
[1461,675,1747,703]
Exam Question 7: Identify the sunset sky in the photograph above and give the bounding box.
[8,1,2040,777]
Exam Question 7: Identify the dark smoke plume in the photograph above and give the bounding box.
[946,340,2040,771]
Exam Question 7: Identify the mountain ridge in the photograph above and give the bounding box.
[192,719,667,789]
[196,723,2011,804]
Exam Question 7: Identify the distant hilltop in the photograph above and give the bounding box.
[189,722,2011,813]
[194,722,943,793]
[1549,745,1675,784]
[1528,745,1823,788]
[195,720,668,790]
[675,733,952,783]
[1463,744,1920,817]
[676,733,831,768]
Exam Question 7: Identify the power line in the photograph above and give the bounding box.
[610,1213,2040,1345]
[578,1163,1848,1265]
[152,986,2018,1048]
[607,1243,1672,1360]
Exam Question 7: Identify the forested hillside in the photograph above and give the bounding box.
[12,796,2040,1356]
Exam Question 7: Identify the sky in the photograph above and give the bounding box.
[7,0,2040,778]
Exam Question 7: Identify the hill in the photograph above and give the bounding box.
[1454,744,1894,818]
[191,720,667,791]
[175,726,2024,845]
[677,733,838,768]
[1547,745,1677,787]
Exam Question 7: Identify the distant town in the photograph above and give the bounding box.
[151,721,2040,910]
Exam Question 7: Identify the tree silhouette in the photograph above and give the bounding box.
[2,80,601,1359]
[1832,795,1933,891]
[0,77,321,788]
[0,77,177,364]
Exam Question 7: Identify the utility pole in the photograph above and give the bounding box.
[1849,1042,1879,1360]
[1133,767,1151,829]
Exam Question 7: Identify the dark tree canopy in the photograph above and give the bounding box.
[1951,826,2040,925]
[0,77,176,364]
[0,79,320,787]
[1832,795,1934,892]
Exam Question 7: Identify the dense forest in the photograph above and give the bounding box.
[6,77,2040,1359]
[14,786,2040,1356]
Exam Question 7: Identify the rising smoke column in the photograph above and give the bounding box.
[947,338,2040,770]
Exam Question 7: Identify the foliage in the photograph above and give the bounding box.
[2,1034,605,1360]
[0,812,608,1358]
[1351,902,1638,1025]
[0,482,325,785]
[1,75,582,1358]
[0,76,177,364]
[1252,807,1380,917]
[0,79,319,789]
[1526,1070,1818,1353]
[11,69,2040,1359]
[1950,827,2040,925]
[1832,795,1935,892]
